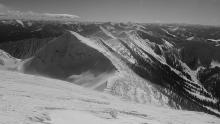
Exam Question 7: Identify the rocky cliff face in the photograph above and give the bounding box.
[0,20,220,116]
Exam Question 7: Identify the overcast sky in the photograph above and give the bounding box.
[0,0,220,25]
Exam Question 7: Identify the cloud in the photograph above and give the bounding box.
[0,3,79,20]
[0,3,10,12]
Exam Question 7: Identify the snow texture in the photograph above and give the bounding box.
[0,70,220,124]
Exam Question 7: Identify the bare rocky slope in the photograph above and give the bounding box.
[0,20,220,117]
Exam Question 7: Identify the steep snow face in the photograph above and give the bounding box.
[0,70,220,124]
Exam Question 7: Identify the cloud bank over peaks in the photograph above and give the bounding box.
[0,3,79,21]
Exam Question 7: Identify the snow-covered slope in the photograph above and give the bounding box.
[0,70,220,124]
[0,49,21,70]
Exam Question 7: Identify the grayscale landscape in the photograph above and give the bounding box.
[0,0,220,124]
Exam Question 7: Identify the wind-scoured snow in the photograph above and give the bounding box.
[0,70,220,124]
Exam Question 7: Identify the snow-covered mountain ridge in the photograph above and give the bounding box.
[0,20,220,118]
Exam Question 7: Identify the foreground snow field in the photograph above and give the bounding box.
[0,70,220,124]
